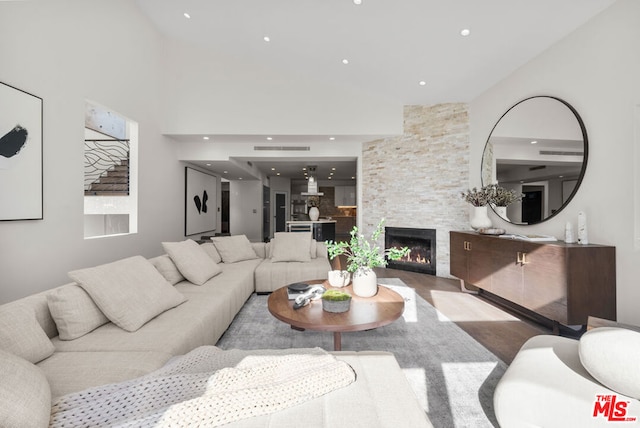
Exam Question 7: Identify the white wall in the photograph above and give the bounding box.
[160,38,403,137]
[229,181,263,241]
[470,0,640,324]
[0,1,186,303]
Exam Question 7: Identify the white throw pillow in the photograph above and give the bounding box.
[200,242,223,264]
[271,232,312,262]
[163,240,223,285]
[0,304,55,363]
[212,235,259,263]
[149,254,186,285]
[579,327,640,400]
[47,284,110,340]
[68,256,187,332]
[0,349,51,428]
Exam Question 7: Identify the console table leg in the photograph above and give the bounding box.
[460,279,478,295]
[333,332,342,351]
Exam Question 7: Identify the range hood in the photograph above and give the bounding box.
[300,166,324,196]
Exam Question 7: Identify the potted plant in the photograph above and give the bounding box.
[321,289,352,313]
[460,185,493,230]
[326,219,409,297]
[307,195,320,221]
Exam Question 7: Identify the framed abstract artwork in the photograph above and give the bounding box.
[185,166,216,236]
[0,81,43,221]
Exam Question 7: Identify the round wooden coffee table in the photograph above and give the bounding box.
[267,279,405,351]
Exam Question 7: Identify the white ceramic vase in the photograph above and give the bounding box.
[352,267,378,297]
[494,206,508,221]
[470,206,492,230]
[309,207,319,221]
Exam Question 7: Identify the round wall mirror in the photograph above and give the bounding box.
[481,96,588,225]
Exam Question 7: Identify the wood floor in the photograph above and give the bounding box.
[373,266,552,364]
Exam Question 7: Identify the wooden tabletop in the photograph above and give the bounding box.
[267,279,405,350]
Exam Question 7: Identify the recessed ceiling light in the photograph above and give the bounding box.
[203,136,209,140]
[266,137,273,141]
[206,163,211,166]
[276,172,281,176]
[271,167,276,170]
[329,137,335,141]
[460,28,470,36]
[263,36,270,42]
[328,176,332,179]
[239,177,243,180]
[530,140,538,144]
[183,12,191,19]
[331,167,336,171]
[419,81,427,86]
[353,0,362,4]
[223,170,228,174]
[302,167,307,171]
[342,59,349,65]
[559,175,564,178]
[351,176,356,180]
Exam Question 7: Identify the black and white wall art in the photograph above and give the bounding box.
[0,81,43,221]
[185,167,216,236]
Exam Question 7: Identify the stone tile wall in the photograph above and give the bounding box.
[362,104,470,277]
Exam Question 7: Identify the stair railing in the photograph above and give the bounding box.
[84,138,129,193]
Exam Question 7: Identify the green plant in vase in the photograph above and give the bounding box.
[326,219,409,297]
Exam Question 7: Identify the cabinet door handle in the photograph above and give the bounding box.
[464,241,472,251]
[516,252,529,265]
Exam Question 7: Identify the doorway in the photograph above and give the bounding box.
[262,186,270,242]
[221,182,230,234]
[521,185,544,224]
[275,192,287,232]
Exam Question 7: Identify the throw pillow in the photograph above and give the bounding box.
[271,232,312,262]
[68,256,187,332]
[149,254,186,285]
[0,349,51,428]
[0,304,55,363]
[47,284,110,340]
[200,242,223,264]
[579,327,640,400]
[212,235,259,263]
[163,240,223,285]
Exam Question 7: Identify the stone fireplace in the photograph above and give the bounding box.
[361,104,470,278]
[385,227,436,275]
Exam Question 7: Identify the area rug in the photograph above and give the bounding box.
[216,278,507,428]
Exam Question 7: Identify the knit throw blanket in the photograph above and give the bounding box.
[49,346,355,427]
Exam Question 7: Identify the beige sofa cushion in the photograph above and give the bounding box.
[271,232,312,262]
[149,254,186,285]
[68,256,187,332]
[0,349,51,428]
[0,303,54,363]
[212,235,259,263]
[163,239,222,285]
[47,284,110,340]
[579,327,640,399]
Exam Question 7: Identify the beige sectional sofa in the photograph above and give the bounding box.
[0,233,431,428]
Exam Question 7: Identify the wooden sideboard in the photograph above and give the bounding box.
[450,231,616,326]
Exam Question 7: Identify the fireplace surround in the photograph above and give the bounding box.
[385,227,436,275]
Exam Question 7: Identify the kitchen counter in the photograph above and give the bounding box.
[286,220,336,241]
[286,220,337,224]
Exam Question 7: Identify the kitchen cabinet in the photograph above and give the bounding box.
[450,231,616,326]
[334,186,356,206]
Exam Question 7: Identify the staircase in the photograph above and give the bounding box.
[85,159,129,196]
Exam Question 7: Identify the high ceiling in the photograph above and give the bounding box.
[135,0,616,179]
